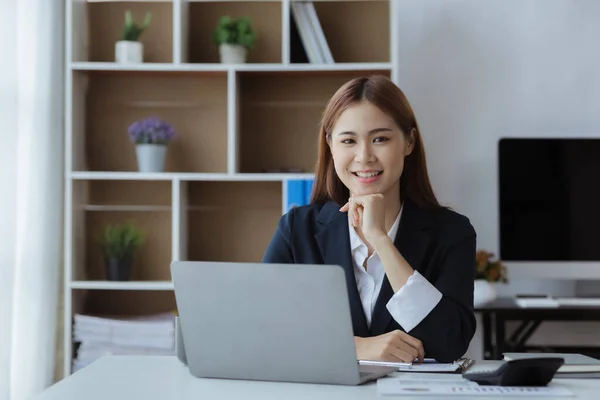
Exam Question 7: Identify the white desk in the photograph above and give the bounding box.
[34,356,600,399]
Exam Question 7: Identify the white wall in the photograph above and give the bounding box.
[395,0,600,357]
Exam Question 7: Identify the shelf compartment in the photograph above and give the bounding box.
[73,289,177,320]
[297,0,389,63]
[69,289,176,373]
[79,1,174,63]
[80,70,228,173]
[187,1,282,63]
[237,69,391,173]
[84,211,173,281]
[186,181,282,262]
[85,180,172,206]
[72,180,173,282]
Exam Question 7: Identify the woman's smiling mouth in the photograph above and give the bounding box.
[352,170,383,183]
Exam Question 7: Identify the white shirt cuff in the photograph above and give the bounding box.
[385,271,443,332]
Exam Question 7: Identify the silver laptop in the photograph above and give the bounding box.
[170,261,396,385]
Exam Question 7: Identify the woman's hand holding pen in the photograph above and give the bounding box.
[355,330,425,363]
[339,194,388,247]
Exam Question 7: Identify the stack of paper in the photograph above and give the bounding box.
[556,297,600,307]
[72,312,175,371]
[515,297,560,308]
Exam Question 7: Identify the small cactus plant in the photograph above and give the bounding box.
[121,10,152,42]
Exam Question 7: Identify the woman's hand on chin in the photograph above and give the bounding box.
[339,194,388,245]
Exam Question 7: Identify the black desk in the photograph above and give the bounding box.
[475,297,600,360]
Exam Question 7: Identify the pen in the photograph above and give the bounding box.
[358,360,413,368]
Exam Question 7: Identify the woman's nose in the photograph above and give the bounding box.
[355,142,375,163]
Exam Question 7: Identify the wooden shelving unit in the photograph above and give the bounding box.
[63,0,399,377]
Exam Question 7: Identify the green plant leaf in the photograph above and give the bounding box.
[120,10,151,41]
[236,19,250,32]
[125,10,133,27]
[213,15,255,49]
[219,15,233,26]
[141,12,152,29]
[98,222,145,259]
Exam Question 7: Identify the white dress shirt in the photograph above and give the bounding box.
[349,205,443,333]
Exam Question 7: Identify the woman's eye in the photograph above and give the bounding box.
[374,137,389,143]
[341,139,355,144]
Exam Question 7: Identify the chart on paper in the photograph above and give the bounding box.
[377,378,575,397]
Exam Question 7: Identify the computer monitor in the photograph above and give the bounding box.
[498,138,600,279]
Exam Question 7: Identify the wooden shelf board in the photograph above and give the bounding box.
[71,171,176,180]
[85,1,172,3]
[71,61,391,73]
[71,62,227,72]
[71,171,315,181]
[187,0,282,2]
[236,63,391,72]
[70,281,174,290]
[82,205,172,212]
[290,0,388,2]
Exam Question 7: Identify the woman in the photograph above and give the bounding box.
[262,75,476,364]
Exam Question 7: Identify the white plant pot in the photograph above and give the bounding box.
[136,144,167,173]
[219,44,247,64]
[115,40,144,64]
[473,279,497,307]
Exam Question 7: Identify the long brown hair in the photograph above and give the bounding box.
[310,74,441,208]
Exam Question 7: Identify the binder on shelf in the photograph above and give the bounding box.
[303,2,334,64]
[286,179,305,210]
[286,179,314,211]
[303,179,314,205]
[290,1,333,64]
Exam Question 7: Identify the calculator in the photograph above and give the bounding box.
[462,358,564,386]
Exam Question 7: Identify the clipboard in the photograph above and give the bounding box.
[359,357,475,373]
[451,357,476,372]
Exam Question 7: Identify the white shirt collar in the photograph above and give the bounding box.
[349,203,403,251]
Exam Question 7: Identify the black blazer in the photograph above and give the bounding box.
[262,199,477,363]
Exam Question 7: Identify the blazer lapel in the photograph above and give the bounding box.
[369,200,434,336]
[314,202,370,337]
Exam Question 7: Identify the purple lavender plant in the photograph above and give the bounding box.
[128,116,177,145]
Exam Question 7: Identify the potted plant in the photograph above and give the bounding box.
[213,16,256,64]
[128,116,177,173]
[115,10,151,64]
[474,250,508,307]
[99,222,145,281]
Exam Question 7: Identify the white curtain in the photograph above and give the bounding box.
[0,0,64,399]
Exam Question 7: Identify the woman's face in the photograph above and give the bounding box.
[328,101,414,200]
